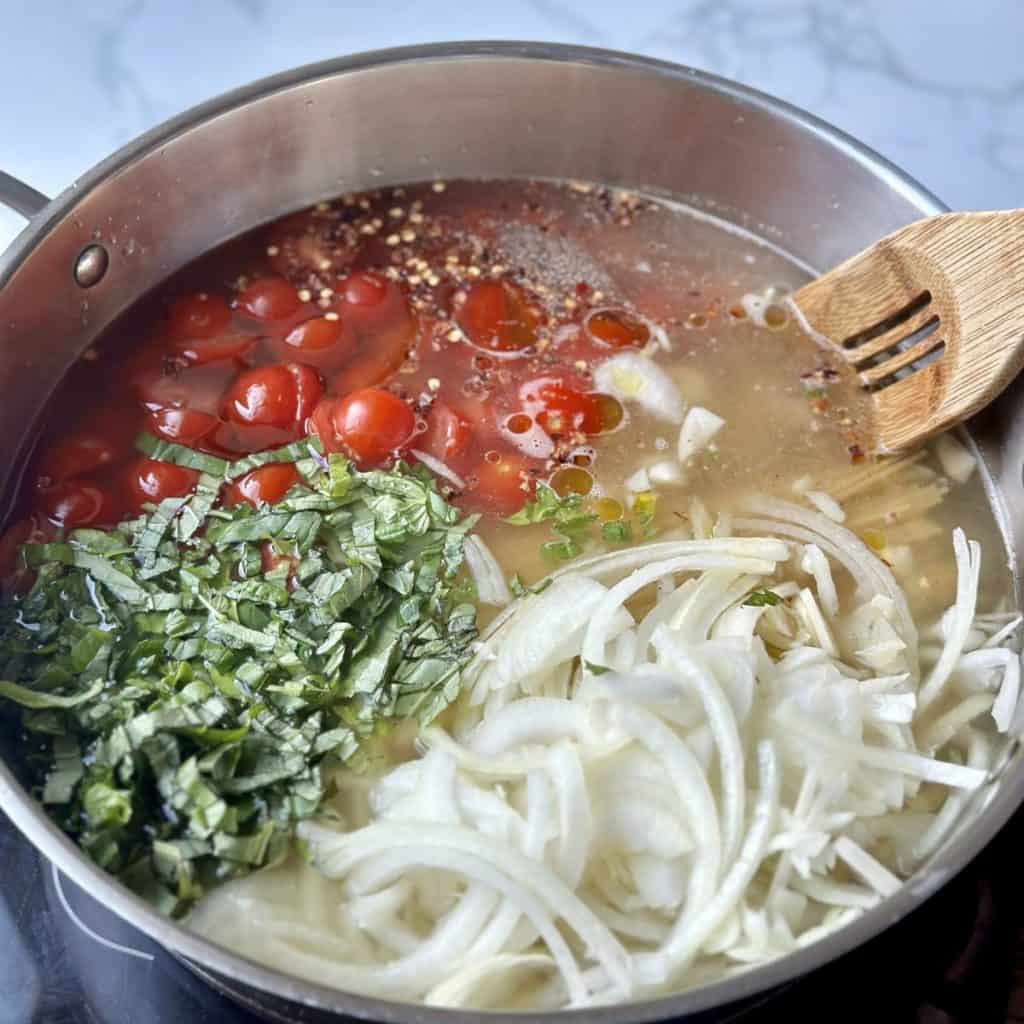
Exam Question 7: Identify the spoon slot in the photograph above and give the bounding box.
[846,309,941,369]
[842,290,932,350]
[860,328,946,391]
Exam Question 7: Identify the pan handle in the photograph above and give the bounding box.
[0,170,49,219]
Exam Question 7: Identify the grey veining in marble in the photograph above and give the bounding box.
[0,0,1021,249]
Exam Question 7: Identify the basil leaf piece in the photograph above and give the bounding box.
[135,432,230,477]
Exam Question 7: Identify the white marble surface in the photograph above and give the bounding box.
[1,0,1022,248]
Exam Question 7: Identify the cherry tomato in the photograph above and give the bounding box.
[123,458,199,510]
[167,293,232,339]
[456,280,538,353]
[312,389,415,467]
[149,407,220,447]
[585,309,651,349]
[224,463,300,508]
[134,359,238,416]
[38,481,116,528]
[172,332,255,366]
[520,377,604,436]
[330,274,416,393]
[278,316,356,371]
[35,433,123,489]
[342,272,390,308]
[235,277,301,321]
[469,455,535,515]
[419,403,472,461]
[221,363,323,434]
[331,340,413,394]
[210,422,301,455]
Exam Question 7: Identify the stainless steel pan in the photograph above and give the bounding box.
[1,42,1021,1024]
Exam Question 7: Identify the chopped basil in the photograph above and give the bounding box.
[503,483,574,526]
[508,573,553,598]
[506,483,597,562]
[0,679,104,709]
[507,482,653,560]
[135,433,230,476]
[743,589,782,607]
[0,452,477,917]
[226,439,324,480]
[601,520,633,544]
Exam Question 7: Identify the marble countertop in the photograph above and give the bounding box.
[1,0,1022,253]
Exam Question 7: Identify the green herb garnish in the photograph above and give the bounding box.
[601,520,633,545]
[505,484,597,563]
[508,574,554,598]
[743,589,782,607]
[506,483,643,562]
[0,441,478,916]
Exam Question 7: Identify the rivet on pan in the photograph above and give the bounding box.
[74,244,109,288]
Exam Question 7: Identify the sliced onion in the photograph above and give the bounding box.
[677,406,725,465]
[409,448,467,489]
[594,353,685,424]
[804,490,845,523]
[464,534,512,607]
[917,530,980,713]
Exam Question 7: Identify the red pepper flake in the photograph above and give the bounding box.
[848,443,866,464]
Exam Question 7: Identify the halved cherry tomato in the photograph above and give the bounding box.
[456,280,538,353]
[278,316,356,371]
[35,433,124,490]
[330,274,416,393]
[210,422,301,455]
[123,458,199,510]
[331,339,413,395]
[419,403,472,461]
[221,363,323,434]
[38,481,117,528]
[224,464,300,508]
[585,308,651,349]
[342,272,390,308]
[134,359,238,416]
[469,455,535,515]
[235,277,301,321]
[167,293,232,339]
[172,333,255,367]
[520,376,604,436]
[149,407,220,447]
[312,388,415,467]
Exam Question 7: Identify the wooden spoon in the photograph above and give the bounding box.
[790,210,1024,453]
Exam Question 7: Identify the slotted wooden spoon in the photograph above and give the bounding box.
[791,210,1024,453]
